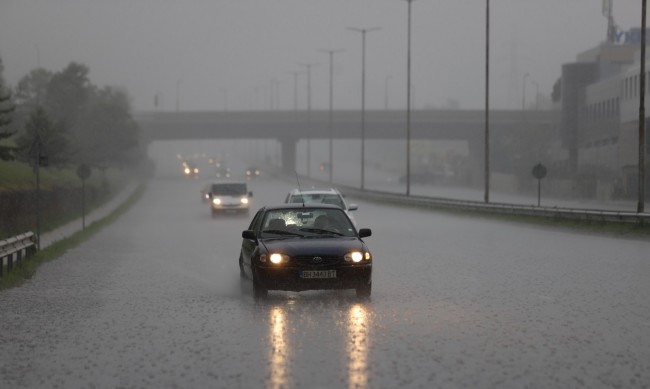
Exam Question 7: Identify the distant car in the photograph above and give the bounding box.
[239,204,373,298]
[182,161,200,178]
[245,166,261,179]
[215,166,231,179]
[209,181,252,215]
[285,188,358,226]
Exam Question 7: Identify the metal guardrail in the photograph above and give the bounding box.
[0,232,37,277]
[338,185,650,225]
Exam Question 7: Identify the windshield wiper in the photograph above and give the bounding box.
[299,228,345,236]
[262,229,304,237]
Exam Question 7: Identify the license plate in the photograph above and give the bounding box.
[300,270,336,279]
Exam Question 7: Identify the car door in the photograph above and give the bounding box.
[240,209,263,277]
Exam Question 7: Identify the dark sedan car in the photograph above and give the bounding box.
[239,204,373,298]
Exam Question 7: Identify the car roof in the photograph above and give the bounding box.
[261,203,343,211]
[288,188,341,195]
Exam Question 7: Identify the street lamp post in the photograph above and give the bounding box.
[404,0,415,196]
[532,81,540,109]
[348,26,381,191]
[522,72,529,110]
[288,70,301,112]
[385,75,392,110]
[638,0,647,213]
[320,49,344,184]
[485,0,490,203]
[175,80,182,112]
[299,62,318,177]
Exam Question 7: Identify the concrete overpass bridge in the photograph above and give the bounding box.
[134,109,557,174]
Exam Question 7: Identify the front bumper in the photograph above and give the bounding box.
[253,264,372,292]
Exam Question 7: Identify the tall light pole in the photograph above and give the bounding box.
[638,0,647,213]
[404,0,415,196]
[484,0,490,203]
[531,81,539,109]
[320,49,345,184]
[385,75,392,110]
[288,70,301,112]
[175,80,182,112]
[299,62,318,177]
[348,26,381,191]
[522,72,529,110]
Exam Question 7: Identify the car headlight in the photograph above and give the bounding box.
[241,197,249,204]
[260,253,289,264]
[212,198,221,205]
[184,168,191,174]
[345,251,371,263]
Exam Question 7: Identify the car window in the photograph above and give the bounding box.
[261,208,355,237]
[212,183,247,195]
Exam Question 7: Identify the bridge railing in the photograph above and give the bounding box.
[0,232,38,278]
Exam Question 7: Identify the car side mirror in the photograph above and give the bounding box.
[358,228,371,238]
[242,230,256,240]
[248,191,253,197]
[348,204,358,211]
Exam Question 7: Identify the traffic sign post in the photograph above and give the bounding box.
[77,164,91,230]
[531,163,547,207]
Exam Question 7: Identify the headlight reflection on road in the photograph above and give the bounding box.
[347,303,369,389]
[269,306,290,389]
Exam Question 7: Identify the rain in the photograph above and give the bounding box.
[1,1,650,388]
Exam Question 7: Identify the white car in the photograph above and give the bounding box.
[209,181,252,215]
[284,188,358,225]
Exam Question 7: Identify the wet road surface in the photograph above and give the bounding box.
[2,174,650,388]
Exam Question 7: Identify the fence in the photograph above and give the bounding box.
[0,232,37,277]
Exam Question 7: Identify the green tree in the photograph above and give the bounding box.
[15,107,71,167]
[75,86,140,167]
[44,62,90,127]
[0,56,18,161]
[14,68,53,108]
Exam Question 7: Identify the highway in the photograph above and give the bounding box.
[1,169,649,388]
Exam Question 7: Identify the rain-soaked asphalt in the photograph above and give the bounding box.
[2,173,650,389]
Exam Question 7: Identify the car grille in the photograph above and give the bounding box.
[292,256,341,266]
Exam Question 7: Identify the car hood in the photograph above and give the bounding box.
[260,237,365,257]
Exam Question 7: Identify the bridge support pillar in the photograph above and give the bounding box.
[280,138,297,174]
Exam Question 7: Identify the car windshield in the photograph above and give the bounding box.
[211,183,246,195]
[261,208,355,238]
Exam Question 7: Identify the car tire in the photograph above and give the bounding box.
[238,253,245,279]
[356,282,371,298]
[253,276,268,299]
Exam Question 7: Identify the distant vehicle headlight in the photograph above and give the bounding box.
[240,197,249,204]
[345,251,364,263]
[212,198,222,205]
[184,168,191,174]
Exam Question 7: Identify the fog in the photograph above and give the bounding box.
[0,0,642,111]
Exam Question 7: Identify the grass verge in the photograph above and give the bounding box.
[0,181,147,290]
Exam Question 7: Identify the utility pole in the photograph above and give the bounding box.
[636,0,646,213]
[485,0,491,203]
[299,62,318,177]
[320,49,344,184]
[348,26,381,191]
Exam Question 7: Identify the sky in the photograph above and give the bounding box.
[0,0,643,112]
